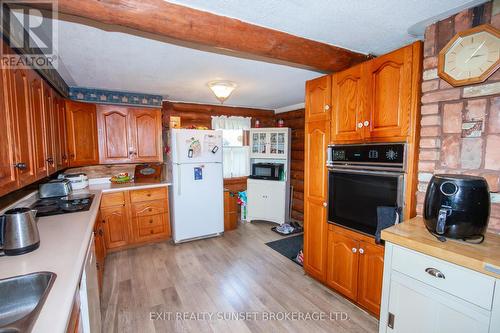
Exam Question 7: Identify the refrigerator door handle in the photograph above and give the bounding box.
[177,164,182,196]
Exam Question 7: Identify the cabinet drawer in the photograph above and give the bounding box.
[137,214,164,228]
[138,225,165,237]
[391,245,495,310]
[100,192,125,207]
[130,187,167,202]
[132,200,167,217]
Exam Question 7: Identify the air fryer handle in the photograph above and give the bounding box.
[436,208,449,234]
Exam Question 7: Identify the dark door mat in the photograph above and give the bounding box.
[265,234,303,266]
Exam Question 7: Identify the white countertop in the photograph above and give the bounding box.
[0,181,171,333]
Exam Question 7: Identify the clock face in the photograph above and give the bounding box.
[439,24,500,86]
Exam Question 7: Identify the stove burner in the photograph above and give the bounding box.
[31,194,95,217]
[34,205,60,214]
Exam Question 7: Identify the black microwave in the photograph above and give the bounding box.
[250,163,284,181]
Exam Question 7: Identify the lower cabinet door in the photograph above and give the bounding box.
[357,240,384,315]
[101,205,129,249]
[326,230,359,301]
[385,272,490,333]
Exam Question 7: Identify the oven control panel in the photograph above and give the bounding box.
[327,143,405,166]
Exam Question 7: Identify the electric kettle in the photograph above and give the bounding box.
[0,207,40,256]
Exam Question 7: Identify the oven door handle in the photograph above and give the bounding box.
[328,167,404,177]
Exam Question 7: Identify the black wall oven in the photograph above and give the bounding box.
[327,143,406,236]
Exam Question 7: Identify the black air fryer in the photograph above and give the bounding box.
[424,174,490,240]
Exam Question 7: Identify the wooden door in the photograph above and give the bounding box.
[8,67,36,186]
[331,64,366,142]
[42,82,57,175]
[0,66,18,196]
[66,100,99,166]
[326,231,359,301]
[129,108,162,162]
[303,120,329,282]
[357,241,384,316]
[305,75,331,122]
[365,45,413,140]
[101,205,129,249]
[97,105,132,163]
[28,72,50,179]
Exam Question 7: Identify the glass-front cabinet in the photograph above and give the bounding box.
[250,128,289,159]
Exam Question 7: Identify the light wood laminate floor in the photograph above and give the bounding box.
[101,221,379,333]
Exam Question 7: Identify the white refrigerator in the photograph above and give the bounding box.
[170,128,224,243]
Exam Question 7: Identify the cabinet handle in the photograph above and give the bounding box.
[46,157,54,164]
[357,122,363,129]
[149,220,153,224]
[69,153,75,158]
[351,247,357,253]
[99,229,103,236]
[102,219,106,224]
[363,120,370,127]
[14,162,27,170]
[324,104,330,111]
[425,267,445,279]
[359,248,364,254]
[323,202,327,207]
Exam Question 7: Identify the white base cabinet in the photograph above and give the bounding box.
[247,178,288,224]
[379,243,499,333]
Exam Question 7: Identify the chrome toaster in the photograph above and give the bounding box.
[39,179,72,198]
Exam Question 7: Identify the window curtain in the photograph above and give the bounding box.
[211,116,251,130]
[212,116,251,178]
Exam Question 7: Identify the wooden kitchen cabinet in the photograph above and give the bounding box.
[8,67,37,187]
[66,100,99,167]
[54,96,69,170]
[303,120,329,282]
[330,63,366,142]
[326,225,384,316]
[100,204,129,250]
[326,229,359,300]
[357,240,384,315]
[305,75,331,123]
[224,191,238,231]
[100,187,171,251]
[128,108,163,162]
[97,105,162,164]
[93,213,106,293]
[364,44,413,140]
[329,41,421,143]
[28,72,50,179]
[42,81,57,175]
[0,66,18,197]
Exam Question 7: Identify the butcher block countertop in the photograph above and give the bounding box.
[381,217,500,279]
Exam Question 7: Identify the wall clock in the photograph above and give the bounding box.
[438,24,500,86]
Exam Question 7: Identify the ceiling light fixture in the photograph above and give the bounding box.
[207,80,237,104]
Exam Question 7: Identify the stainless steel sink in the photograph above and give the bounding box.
[0,272,56,333]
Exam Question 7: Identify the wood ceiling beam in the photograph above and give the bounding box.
[53,0,369,72]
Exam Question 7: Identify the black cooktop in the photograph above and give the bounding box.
[31,193,95,217]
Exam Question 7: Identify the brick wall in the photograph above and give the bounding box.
[417,1,500,233]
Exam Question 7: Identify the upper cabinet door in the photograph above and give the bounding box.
[305,75,331,123]
[129,108,163,162]
[9,67,36,186]
[331,64,366,142]
[27,72,50,179]
[0,67,18,196]
[57,98,69,169]
[97,105,133,164]
[66,100,99,167]
[365,45,413,140]
[42,82,57,175]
